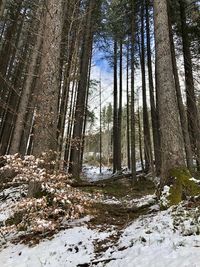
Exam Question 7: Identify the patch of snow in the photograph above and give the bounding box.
[96,209,200,267]
[190,177,200,184]
[82,165,112,182]
[126,194,157,208]
[103,197,121,205]
[1,204,200,266]
[160,185,171,207]
[0,186,27,223]
[0,226,110,267]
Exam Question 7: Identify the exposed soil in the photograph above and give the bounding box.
[78,175,157,258]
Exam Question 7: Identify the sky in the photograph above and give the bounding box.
[89,47,145,119]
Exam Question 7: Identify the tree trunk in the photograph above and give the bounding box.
[9,6,44,155]
[168,7,193,171]
[32,0,63,157]
[179,0,200,169]
[0,0,6,17]
[126,42,131,170]
[138,107,145,173]
[145,0,161,174]
[113,40,119,173]
[140,0,153,173]
[69,0,98,179]
[117,40,123,171]
[154,0,185,182]
[130,0,136,179]
[0,0,23,129]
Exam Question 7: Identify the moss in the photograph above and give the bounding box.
[81,178,155,199]
[167,167,200,206]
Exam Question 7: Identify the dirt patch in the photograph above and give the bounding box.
[80,176,155,199]
[80,175,156,257]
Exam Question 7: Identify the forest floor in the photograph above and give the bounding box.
[0,164,200,267]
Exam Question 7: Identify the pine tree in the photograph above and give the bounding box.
[154,0,185,182]
[32,0,63,157]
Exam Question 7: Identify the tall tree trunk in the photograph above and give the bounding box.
[117,40,123,171]
[140,0,153,173]
[0,0,23,127]
[126,42,131,170]
[130,0,136,179]
[9,6,44,155]
[113,40,119,173]
[32,0,63,157]
[0,0,6,17]
[168,7,193,171]
[138,107,145,172]
[57,0,81,161]
[80,55,92,170]
[145,0,161,174]
[179,0,200,169]
[69,0,97,179]
[154,0,185,182]
[64,78,78,170]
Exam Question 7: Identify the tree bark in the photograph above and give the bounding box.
[179,0,200,169]
[32,0,63,157]
[140,0,153,173]
[168,7,193,171]
[9,6,44,155]
[69,0,98,179]
[130,0,136,179]
[117,40,123,171]
[113,40,119,173]
[138,107,145,173]
[145,0,161,174]
[0,0,6,17]
[154,0,185,181]
[126,42,131,170]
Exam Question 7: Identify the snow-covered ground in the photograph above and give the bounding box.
[97,208,200,267]
[1,160,199,267]
[1,203,200,267]
[0,186,27,222]
[0,225,110,267]
[82,162,144,183]
[82,165,113,182]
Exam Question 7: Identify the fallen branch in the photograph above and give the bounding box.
[77,257,120,266]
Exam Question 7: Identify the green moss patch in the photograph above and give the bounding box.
[167,167,200,206]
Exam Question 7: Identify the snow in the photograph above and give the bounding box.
[190,177,200,184]
[96,209,200,267]
[0,225,111,267]
[82,165,112,182]
[126,194,157,208]
[1,206,200,267]
[102,194,157,207]
[1,160,200,267]
[160,185,171,207]
[0,186,26,223]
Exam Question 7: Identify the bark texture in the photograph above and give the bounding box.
[0,0,6,17]
[145,0,161,174]
[154,0,185,180]
[9,6,44,155]
[69,0,98,178]
[168,9,193,171]
[32,0,63,157]
[179,0,200,168]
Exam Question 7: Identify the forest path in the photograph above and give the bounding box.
[78,173,157,262]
